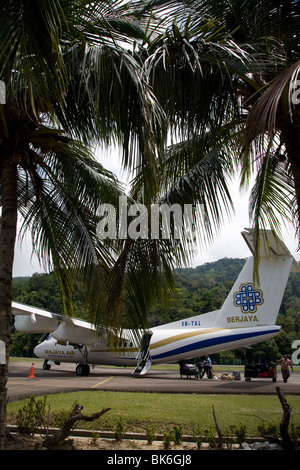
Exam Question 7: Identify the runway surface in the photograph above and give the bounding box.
[7,360,300,401]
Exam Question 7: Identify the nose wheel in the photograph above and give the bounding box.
[76,363,90,376]
[43,360,51,370]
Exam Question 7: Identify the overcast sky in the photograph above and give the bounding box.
[12,146,300,277]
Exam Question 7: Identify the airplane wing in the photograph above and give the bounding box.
[12,301,133,346]
[12,302,62,332]
[12,301,98,345]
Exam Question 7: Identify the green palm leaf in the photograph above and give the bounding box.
[137,0,300,260]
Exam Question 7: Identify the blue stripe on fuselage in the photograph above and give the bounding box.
[151,329,278,360]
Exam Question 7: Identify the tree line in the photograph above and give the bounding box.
[11,257,300,363]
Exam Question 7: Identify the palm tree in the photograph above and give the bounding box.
[0,0,176,448]
[137,0,300,263]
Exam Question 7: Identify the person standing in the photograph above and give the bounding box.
[277,355,294,383]
[201,355,212,378]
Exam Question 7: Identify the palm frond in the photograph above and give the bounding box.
[0,0,68,115]
[57,41,166,181]
[244,60,300,143]
[163,152,234,249]
[1,1,166,182]
[103,230,183,330]
[249,150,296,279]
[16,135,124,321]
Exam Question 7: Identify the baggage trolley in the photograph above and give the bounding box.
[244,362,277,382]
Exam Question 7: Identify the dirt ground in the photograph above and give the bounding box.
[4,433,286,451]
[3,433,199,451]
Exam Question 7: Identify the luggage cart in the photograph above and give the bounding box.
[244,362,277,382]
[179,362,199,379]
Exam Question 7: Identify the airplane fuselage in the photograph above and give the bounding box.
[34,323,281,368]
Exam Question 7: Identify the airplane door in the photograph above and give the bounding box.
[133,330,152,375]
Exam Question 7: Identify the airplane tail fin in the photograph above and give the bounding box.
[153,229,298,331]
[213,229,299,328]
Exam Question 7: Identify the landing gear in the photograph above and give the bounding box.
[43,360,51,370]
[76,363,90,376]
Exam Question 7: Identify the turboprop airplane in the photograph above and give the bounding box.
[12,229,299,376]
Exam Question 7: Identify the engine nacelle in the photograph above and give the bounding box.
[51,322,98,345]
[14,314,59,333]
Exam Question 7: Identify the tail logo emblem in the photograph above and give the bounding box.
[233,283,264,313]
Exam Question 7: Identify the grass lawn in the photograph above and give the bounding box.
[7,391,300,438]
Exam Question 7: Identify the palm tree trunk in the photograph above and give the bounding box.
[281,124,300,247]
[0,154,18,450]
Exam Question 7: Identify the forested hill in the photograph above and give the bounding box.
[11,257,300,361]
[149,258,300,327]
[12,258,246,319]
[12,257,300,326]
[148,258,246,325]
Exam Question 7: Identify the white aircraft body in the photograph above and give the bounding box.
[12,229,299,376]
